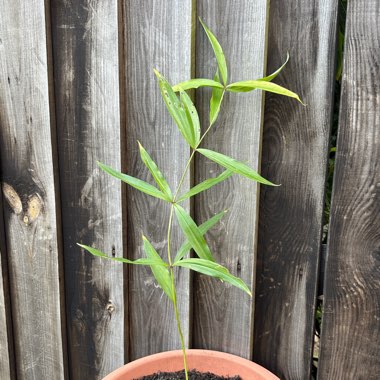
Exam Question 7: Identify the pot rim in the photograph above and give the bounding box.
[103,349,279,380]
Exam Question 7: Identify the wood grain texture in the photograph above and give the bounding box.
[318,1,380,378]
[123,0,192,360]
[0,191,12,379]
[0,1,65,378]
[51,1,124,378]
[253,1,338,378]
[193,0,269,358]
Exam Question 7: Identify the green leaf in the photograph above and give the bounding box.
[142,236,174,302]
[78,244,167,266]
[174,210,228,263]
[209,70,225,126]
[172,79,224,92]
[258,53,289,82]
[97,161,170,201]
[154,69,198,148]
[226,80,305,105]
[199,18,228,85]
[197,149,279,186]
[174,258,252,296]
[177,169,233,202]
[174,204,215,262]
[138,142,172,199]
[179,90,200,147]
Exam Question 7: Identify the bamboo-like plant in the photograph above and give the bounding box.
[79,19,302,380]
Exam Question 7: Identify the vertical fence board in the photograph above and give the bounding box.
[0,1,65,378]
[193,1,268,358]
[0,192,12,379]
[253,1,338,378]
[318,1,380,378]
[51,1,124,378]
[123,0,192,359]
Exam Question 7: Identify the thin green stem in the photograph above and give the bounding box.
[173,90,225,201]
[170,269,188,380]
[165,90,226,380]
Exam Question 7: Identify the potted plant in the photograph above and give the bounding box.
[79,19,302,380]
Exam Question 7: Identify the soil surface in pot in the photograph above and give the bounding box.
[136,369,241,380]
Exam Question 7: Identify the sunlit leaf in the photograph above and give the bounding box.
[209,70,225,126]
[78,244,167,266]
[177,169,233,202]
[142,236,174,301]
[199,18,228,85]
[97,161,170,201]
[174,204,215,262]
[138,142,172,199]
[258,53,289,82]
[179,90,200,147]
[174,210,228,263]
[226,80,305,105]
[154,69,198,147]
[174,258,251,296]
[172,79,224,92]
[197,149,279,186]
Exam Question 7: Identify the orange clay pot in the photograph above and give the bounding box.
[103,349,279,380]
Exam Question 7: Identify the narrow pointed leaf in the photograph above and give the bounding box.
[209,70,225,126]
[180,90,200,147]
[197,149,279,186]
[78,244,167,266]
[97,161,170,201]
[174,204,215,262]
[154,69,197,147]
[199,18,228,85]
[138,142,172,199]
[174,258,252,296]
[226,80,305,105]
[174,210,228,263]
[172,79,224,92]
[142,236,174,301]
[258,53,289,82]
[177,169,233,202]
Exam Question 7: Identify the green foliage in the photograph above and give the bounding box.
[79,19,302,380]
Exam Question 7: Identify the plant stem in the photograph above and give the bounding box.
[166,91,225,380]
[170,269,189,380]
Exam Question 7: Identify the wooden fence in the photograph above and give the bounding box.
[0,1,378,379]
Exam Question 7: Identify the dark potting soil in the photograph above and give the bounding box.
[136,369,241,380]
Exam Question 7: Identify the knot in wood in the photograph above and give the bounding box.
[106,302,115,314]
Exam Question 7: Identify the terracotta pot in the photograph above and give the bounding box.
[103,349,279,380]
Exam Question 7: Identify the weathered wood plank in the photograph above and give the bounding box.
[123,0,192,360]
[0,191,13,379]
[318,1,380,379]
[253,1,339,378]
[193,1,269,358]
[0,1,65,378]
[51,1,124,378]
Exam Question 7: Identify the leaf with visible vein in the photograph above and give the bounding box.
[226,80,305,105]
[197,149,279,186]
[142,236,174,302]
[177,169,233,202]
[78,244,167,266]
[179,90,200,147]
[172,79,224,92]
[174,210,228,263]
[174,204,215,262]
[138,142,172,199]
[209,70,224,126]
[258,53,289,82]
[199,18,228,85]
[97,161,170,201]
[174,258,251,296]
[154,69,197,147]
